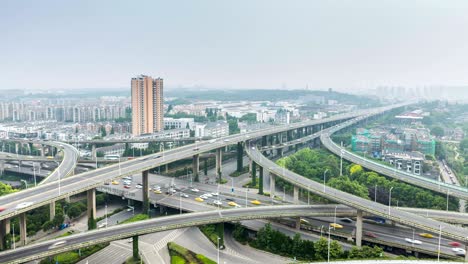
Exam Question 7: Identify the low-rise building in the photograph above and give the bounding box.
[195,121,229,138]
[382,151,424,176]
[164,117,195,130]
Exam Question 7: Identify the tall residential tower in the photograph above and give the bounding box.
[131,75,164,136]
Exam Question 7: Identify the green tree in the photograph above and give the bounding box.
[460,138,468,152]
[328,176,369,199]
[0,182,17,196]
[100,126,107,137]
[52,213,65,227]
[431,126,444,137]
[314,237,342,261]
[42,221,54,232]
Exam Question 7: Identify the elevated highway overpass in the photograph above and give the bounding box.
[0,205,463,264]
[320,124,468,201]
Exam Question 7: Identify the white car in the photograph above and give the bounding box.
[211,192,219,196]
[190,188,199,192]
[48,240,67,249]
[405,238,422,245]
[200,194,208,199]
[136,185,142,189]
[16,202,34,209]
[180,193,189,198]
[224,139,230,142]
[204,193,213,198]
[452,248,466,256]
[98,222,107,228]
[213,200,222,205]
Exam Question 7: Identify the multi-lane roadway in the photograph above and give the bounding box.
[0,108,376,221]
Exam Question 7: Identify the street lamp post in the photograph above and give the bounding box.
[446,190,450,211]
[105,204,108,227]
[328,226,332,263]
[245,188,248,207]
[340,142,344,176]
[323,169,329,193]
[334,205,337,225]
[217,236,220,264]
[437,225,443,261]
[307,184,310,205]
[179,192,182,215]
[388,187,394,215]
[33,163,37,187]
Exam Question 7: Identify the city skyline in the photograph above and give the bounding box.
[2,1,468,91]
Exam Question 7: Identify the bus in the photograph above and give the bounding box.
[104,154,120,160]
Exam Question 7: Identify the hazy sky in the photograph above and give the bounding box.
[1,0,468,91]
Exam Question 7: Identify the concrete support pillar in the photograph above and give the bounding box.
[91,144,96,159]
[0,219,11,250]
[87,188,96,230]
[295,217,301,230]
[258,166,264,195]
[251,161,257,187]
[356,210,363,247]
[192,154,200,182]
[465,244,468,262]
[216,148,223,182]
[236,142,243,172]
[40,145,45,157]
[293,185,299,204]
[15,143,19,154]
[132,235,139,260]
[142,170,149,215]
[165,164,169,174]
[270,173,276,198]
[49,201,56,221]
[19,213,27,246]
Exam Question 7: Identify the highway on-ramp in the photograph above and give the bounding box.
[246,142,468,242]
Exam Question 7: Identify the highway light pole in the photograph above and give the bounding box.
[179,192,182,215]
[307,184,310,205]
[217,236,220,264]
[340,142,343,176]
[33,163,37,187]
[105,204,108,227]
[334,205,337,225]
[388,186,394,216]
[323,169,329,193]
[446,190,450,211]
[328,226,332,263]
[437,225,443,261]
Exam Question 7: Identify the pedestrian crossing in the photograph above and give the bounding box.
[153,228,187,252]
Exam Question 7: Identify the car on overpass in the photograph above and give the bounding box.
[419,233,434,239]
[195,197,204,202]
[250,200,261,205]
[405,238,422,245]
[330,223,343,229]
